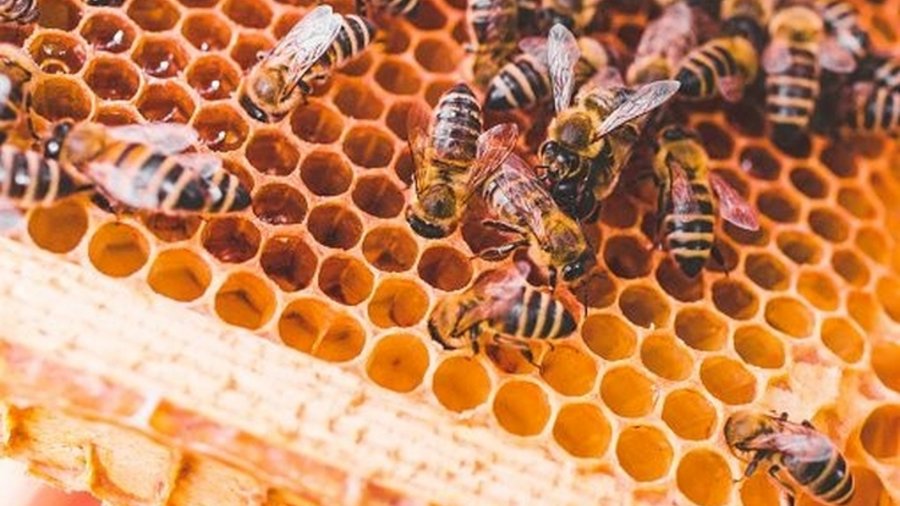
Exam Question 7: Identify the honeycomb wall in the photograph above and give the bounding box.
[2,0,900,504]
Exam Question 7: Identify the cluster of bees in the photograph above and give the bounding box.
[0,0,886,503]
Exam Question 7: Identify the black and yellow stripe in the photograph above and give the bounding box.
[818,0,868,59]
[497,285,577,340]
[781,445,855,505]
[766,44,820,132]
[663,178,716,278]
[0,0,37,24]
[467,0,518,52]
[675,39,741,99]
[431,83,482,165]
[0,145,80,206]
[850,85,899,135]
[302,14,376,85]
[874,58,900,92]
[485,54,550,111]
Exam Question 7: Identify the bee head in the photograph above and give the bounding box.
[239,69,293,123]
[724,410,771,458]
[770,6,823,41]
[427,296,471,351]
[540,140,582,183]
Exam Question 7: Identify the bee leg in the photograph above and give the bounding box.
[711,244,730,276]
[767,465,797,504]
[495,334,540,368]
[476,238,529,262]
[801,419,814,429]
[548,266,558,291]
[779,412,789,421]
[483,219,527,235]
[744,451,769,478]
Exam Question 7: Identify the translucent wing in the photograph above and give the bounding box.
[820,37,857,74]
[762,42,793,74]
[548,23,580,113]
[0,74,10,105]
[266,6,342,99]
[83,162,158,209]
[669,160,700,215]
[406,102,432,192]
[172,152,224,180]
[750,432,834,463]
[107,123,200,155]
[709,172,760,231]
[452,265,527,332]
[0,197,23,234]
[491,152,551,238]
[465,122,519,199]
[595,80,680,138]
[519,37,548,64]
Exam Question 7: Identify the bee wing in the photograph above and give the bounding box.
[106,123,200,155]
[172,152,224,180]
[0,197,24,234]
[490,152,550,238]
[577,67,624,100]
[709,172,760,231]
[669,160,701,215]
[820,37,857,74]
[465,123,519,200]
[519,37,549,65]
[406,102,432,192]
[762,41,793,74]
[0,74,11,105]
[267,6,342,98]
[594,80,680,138]
[751,432,835,463]
[548,23,580,113]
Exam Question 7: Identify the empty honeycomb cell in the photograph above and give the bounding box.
[307,204,363,249]
[765,296,814,338]
[676,449,732,506]
[808,208,850,243]
[414,37,460,74]
[178,0,219,6]
[193,104,248,151]
[299,151,352,196]
[848,290,879,332]
[820,317,864,364]
[552,403,612,459]
[425,79,455,106]
[366,334,430,393]
[654,258,702,303]
[213,272,276,329]
[27,201,88,254]
[776,230,822,265]
[88,222,150,278]
[374,58,422,95]
[342,126,395,169]
[600,366,656,418]
[724,102,765,137]
[182,13,233,51]
[222,0,272,28]
[832,249,871,286]
[431,356,491,412]
[603,235,651,279]
[662,389,716,441]
[407,0,448,29]
[368,278,429,328]
[618,285,670,329]
[252,183,307,225]
[352,175,405,219]
[539,346,597,397]
[711,279,759,320]
[230,33,273,71]
[872,342,900,393]
[739,146,781,181]
[797,270,840,311]
[30,75,92,123]
[876,276,900,323]
[136,82,196,123]
[837,187,877,220]
[362,226,417,272]
[83,56,140,100]
[186,55,240,100]
[841,466,892,506]
[581,313,636,361]
[259,235,317,292]
[856,227,889,264]
[820,141,857,177]
[146,248,211,302]
[738,469,781,506]
[200,217,261,263]
[246,130,300,176]
[271,12,302,40]
[641,331,694,381]
[733,325,784,369]
[394,149,415,186]
[418,246,472,291]
[599,194,638,229]
[291,102,344,144]
[745,252,790,290]
[131,35,189,78]
[860,404,900,461]
[318,255,374,305]
[616,425,673,482]
[27,32,85,74]
[141,213,202,242]
[385,101,414,140]
[81,12,136,53]
[492,380,551,437]
[674,307,727,351]
[756,190,800,223]
[333,80,385,120]
[700,356,756,405]
[126,0,180,31]
[696,121,734,160]
[278,298,366,361]
[723,221,768,248]
[789,166,829,199]
[93,104,140,126]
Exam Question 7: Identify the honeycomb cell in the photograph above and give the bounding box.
[818,317,864,364]
[832,249,870,287]
[333,80,385,120]
[30,76,92,123]
[394,149,415,186]
[36,0,81,30]
[362,226,417,272]
[200,217,260,263]
[662,389,716,441]
[291,102,344,144]
[711,279,758,320]
[745,252,790,290]
[552,403,611,459]
[425,79,455,106]
[141,213,202,242]
[765,296,814,339]
[739,146,781,181]
[252,183,307,225]
[789,166,829,199]
[418,246,472,291]
[272,12,302,39]
[230,33,273,71]
[27,201,88,253]
[366,334,430,393]
[178,0,219,6]
[855,227,889,264]
[278,298,366,362]
[213,272,276,329]
[618,285,670,329]
[733,325,785,369]
[222,0,272,27]
[195,104,249,151]
[676,449,732,506]
[820,141,857,177]
[571,270,617,310]
[616,426,673,482]
[641,331,693,381]
[245,130,300,176]
[28,32,86,74]
[877,276,900,325]
[146,248,211,302]
[93,104,140,126]
[724,102,765,137]
[837,187,877,220]
[127,0,180,31]
[776,231,822,265]
[848,290,879,332]
[88,222,150,278]
[700,356,756,405]
[299,151,352,196]
[374,58,422,95]
[186,55,240,100]
[655,258,703,303]
[368,278,428,328]
[540,346,597,397]
[131,35,189,78]
[342,126,395,169]
[674,307,727,351]
[603,235,651,279]
[84,56,140,100]
[757,190,800,223]
[600,366,656,418]
[794,270,840,312]
[696,121,734,160]
[810,209,851,245]
[431,357,491,412]
[307,204,363,250]
[81,12,136,53]
[136,82,195,123]
[581,313,636,361]
[182,12,232,51]
[859,404,900,461]
[599,194,638,229]
[414,37,460,73]
[385,101,414,140]
[738,469,781,506]
[260,235,317,292]
[318,255,374,305]
[493,380,551,437]
[352,175,405,218]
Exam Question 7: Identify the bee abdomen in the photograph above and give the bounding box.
[875,59,900,92]
[485,56,550,111]
[851,86,899,134]
[432,84,482,162]
[676,40,739,99]
[468,0,517,49]
[0,146,77,206]
[766,48,820,130]
[787,448,855,505]
[0,0,37,24]
[205,172,252,213]
[311,15,375,76]
[501,287,576,340]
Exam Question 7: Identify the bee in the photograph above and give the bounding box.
[762,5,856,138]
[406,83,518,238]
[673,35,759,102]
[846,82,899,136]
[539,24,680,220]
[653,125,759,276]
[0,0,37,24]
[44,122,251,215]
[356,0,419,18]
[466,0,519,88]
[428,261,577,363]
[627,1,698,86]
[544,0,598,32]
[0,44,39,142]
[872,57,900,92]
[299,14,377,88]
[815,0,870,62]
[724,411,855,505]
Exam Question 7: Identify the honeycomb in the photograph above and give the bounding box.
[0,0,898,503]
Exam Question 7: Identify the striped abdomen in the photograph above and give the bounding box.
[675,38,741,99]
[819,0,868,58]
[0,145,80,206]
[467,0,518,52]
[849,86,899,135]
[663,178,715,277]
[0,0,37,24]
[492,286,576,340]
[485,54,550,110]
[303,15,375,82]
[371,0,419,15]
[766,43,820,132]
[431,83,482,166]
[781,444,854,505]
[874,59,900,92]
[204,169,252,213]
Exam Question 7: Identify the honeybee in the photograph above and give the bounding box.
[627,1,698,86]
[356,0,419,17]
[428,261,577,362]
[466,0,519,88]
[673,35,759,102]
[406,84,518,238]
[539,24,680,220]
[873,57,900,92]
[0,0,37,24]
[815,0,870,62]
[299,14,376,87]
[0,44,38,142]
[725,411,855,505]
[544,0,598,32]
[653,125,759,276]
[44,122,251,215]
[846,82,899,136]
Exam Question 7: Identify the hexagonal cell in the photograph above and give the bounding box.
[822,317,864,364]
[552,403,611,459]
[182,12,232,51]
[136,81,196,123]
[374,58,423,95]
[30,76,92,123]
[618,285,670,329]
[654,258,702,303]
[385,101,415,141]
[745,252,790,290]
[676,449,732,506]
[600,366,656,418]
[307,204,363,250]
[297,151,352,196]
[244,130,300,176]
[492,380,550,437]
[93,104,140,126]
[641,331,693,381]
[855,227,889,265]
[820,141,857,177]
[700,356,756,404]
[696,121,734,160]
[252,183,307,225]
[712,279,759,320]
[141,213,202,242]
[200,217,260,263]
[272,11,302,40]
[177,0,218,6]
[432,356,491,412]
[733,325,785,369]
[418,246,472,291]
[599,193,638,229]
[192,104,248,151]
[581,313,635,361]
[126,0,180,31]
[260,235,317,292]
[407,0,447,29]
[230,33,274,71]
[27,201,87,253]
[603,235,651,279]
[186,55,240,100]
[724,101,765,137]
[739,146,781,181]
[756,190,800,223]
[776,230,822,265]
[291,102,344,144]
[425,79,455,107]
[278,298,366,362]
[37,0,82,30]
[361,226,417,273]
[675,307,728,351]
[616,426,673,482]
[876,276,900,324]
[27,32,86,74]
[662,389,716,441]
[352,174,405,219]
[81,12,135,53]
[131,35,189,78]
[832,248,871,287]
[765,296,814,339]
[342,126,395,169]
[146,248,211,302]
[213,272,275,330]
[808,208,850,243]
[222,0,272,28]
[738,467,781,506]
[570,270,616,311]
[539,346,597,397]
[860,404,900,461]
[333,80,385,120]
[84,56,140,100]
[414,37,460,74]
[368,278,429,328]
[88,222,150,278]
[872,342,900,393]
[837,186,877,220]
[796,270,839,311]
[848,290,879,332]
[789,166,829,199]
[366,333,429,393]
[318,255,374,306]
